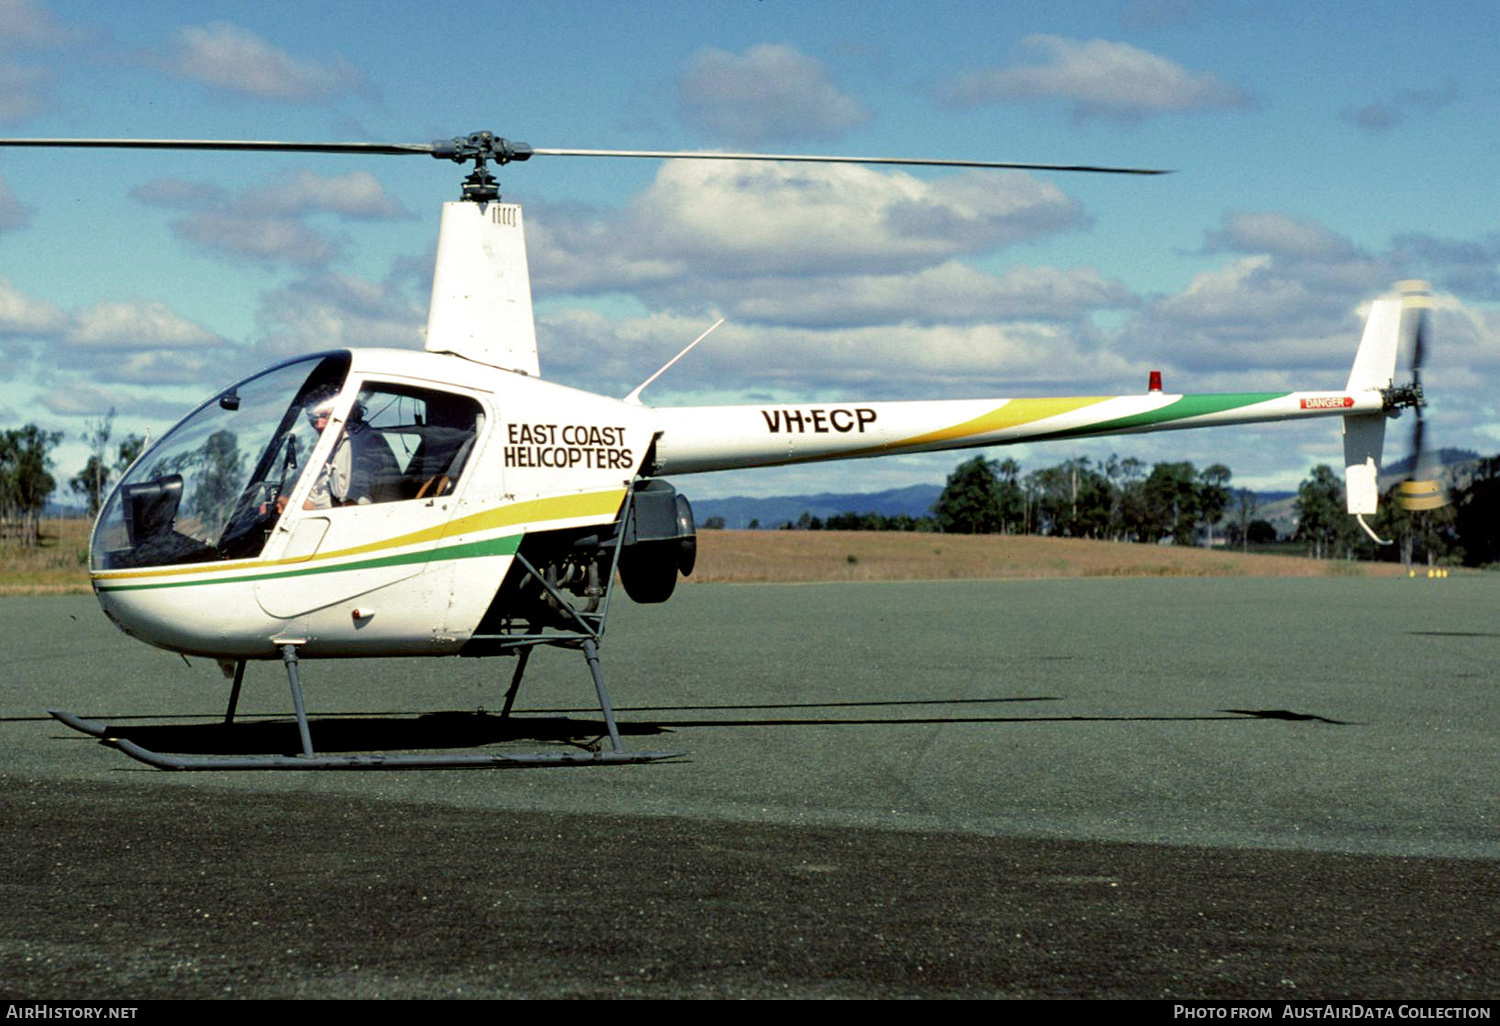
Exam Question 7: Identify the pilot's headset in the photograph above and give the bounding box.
[302,384,342,430]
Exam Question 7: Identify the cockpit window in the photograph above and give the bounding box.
[92,354,350,571]
[301,383,483,509]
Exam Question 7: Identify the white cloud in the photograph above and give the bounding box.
[539,308,1137,402]
[1206,212,1357,263]
[0,276,64,336]
[1341,82,1459,132]
[64,300,224,350]
[709,263,1136,329]
[1340,104,1403,131]
[132,170,411,267]
[529,160,1085,295]
[0,0,81,123]
[130,178,227,209]
[252,272,425,361]
[95,351,221,386]
[1390,233,1500,302]
[0,0,75,51]
[36,380,182,419]
[175,211,337,267]
[0,60,50,122]
[937,36,1253,121]
[677,44,869,145]
[162,22,365,103]
[238,171,412,220]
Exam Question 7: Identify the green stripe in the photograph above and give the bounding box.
[95,533,523,593]
[1029,392,1289,441]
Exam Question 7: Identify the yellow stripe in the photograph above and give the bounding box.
[892,397,1112,449]
[91,488,626,584]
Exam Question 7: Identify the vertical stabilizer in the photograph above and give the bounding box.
[425,201,540,377]
[1346,298,1402,392]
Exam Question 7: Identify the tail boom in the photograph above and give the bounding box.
[650,388,1385,475]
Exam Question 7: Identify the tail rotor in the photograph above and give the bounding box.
[1394,281,1447,512]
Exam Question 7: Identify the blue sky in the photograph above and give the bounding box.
[2,0,1497,501]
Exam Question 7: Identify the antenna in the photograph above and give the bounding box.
[624,318,726,405]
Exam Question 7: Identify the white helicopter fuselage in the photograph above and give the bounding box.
[86,199,1405,664]
[88,345,1389,661]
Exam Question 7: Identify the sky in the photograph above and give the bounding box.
[1,0,1498,503]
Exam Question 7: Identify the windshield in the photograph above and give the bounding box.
[92,354,350,571]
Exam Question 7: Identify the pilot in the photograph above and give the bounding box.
[303,390,393,509]
[278,386,391,511]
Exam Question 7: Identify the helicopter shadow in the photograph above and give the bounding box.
[507,696,1354,729]
[89,710,666,758]
[71,696,1349,760]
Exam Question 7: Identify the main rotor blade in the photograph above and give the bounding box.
[0,137,1172,174]
[530,147,1172,175]
[0,138,434,155]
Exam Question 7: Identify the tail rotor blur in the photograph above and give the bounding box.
[1394,281,1447,512]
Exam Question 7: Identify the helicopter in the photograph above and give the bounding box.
[2,132,1428,769]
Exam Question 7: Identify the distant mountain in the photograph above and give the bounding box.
[692,483,943,529]
[1380,448,1480,480]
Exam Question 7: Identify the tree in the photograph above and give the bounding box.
[1102,455,1144,541]
[935,456,1003,534]
[70,411,145,518]
[0,425,63,546]
[1196,464,1232,547]
[1106,455,1149,541]
[994,458,1026,534]
[76,410,114,518]
[1294,465,1345,559]
[117,433,146,471]
[1227,487,1259,552]
[1453,456,1500,567]
[69,455,113,517]
[1141,461,1199,544]
[1246,519,1278,545]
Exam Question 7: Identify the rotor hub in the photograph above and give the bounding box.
[1383,381,1424,413]
[429,132,533,202]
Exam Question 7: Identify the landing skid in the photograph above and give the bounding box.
[49,637,681,771]
[47,708,678,769]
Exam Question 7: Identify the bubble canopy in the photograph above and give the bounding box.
[92,354,351,572]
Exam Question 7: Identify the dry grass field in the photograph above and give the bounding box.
[0,517,92,595]
[687,529,1409,583]
[0,518,1410,596]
